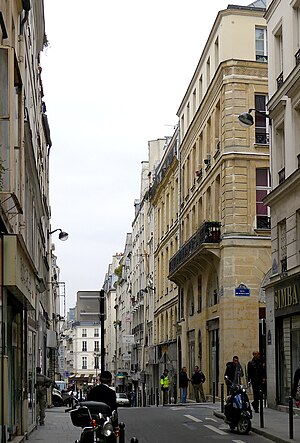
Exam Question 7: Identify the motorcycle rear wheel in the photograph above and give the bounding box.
[237,417,251,434]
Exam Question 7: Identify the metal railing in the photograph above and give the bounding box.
[169,221,221,274]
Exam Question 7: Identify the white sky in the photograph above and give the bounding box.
[41,0,252,311]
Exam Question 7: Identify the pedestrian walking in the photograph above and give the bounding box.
[292,367,300,407]
[160,368,170,405]
[35,367,52,425]
[179,367,189,403]
[247,351,266,413]
[191,366,206,402]
[224,355,244,394]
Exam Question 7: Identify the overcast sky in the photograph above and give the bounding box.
[41,0,252,312]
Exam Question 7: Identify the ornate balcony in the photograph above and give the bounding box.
[169,221,221,277]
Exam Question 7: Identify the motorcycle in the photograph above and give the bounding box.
[224,375,252,434]
[66,400,119,443]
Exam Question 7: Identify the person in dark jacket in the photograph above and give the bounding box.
[247,351,266,413]
[225,355,244,394]
[179,367,189,403]
[191,366,206,402]
[292,367,300,407]
[87,371,118,412]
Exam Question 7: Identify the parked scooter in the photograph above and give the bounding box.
[224,375,252,434]
[52,386,64,407]
[66,400,119,443]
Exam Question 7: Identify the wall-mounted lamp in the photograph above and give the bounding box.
[238,108,271,127]
[48,228,69,241]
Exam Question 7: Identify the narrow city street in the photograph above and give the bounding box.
[27,403,300,443]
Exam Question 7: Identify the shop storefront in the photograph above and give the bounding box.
[274,276,300,405]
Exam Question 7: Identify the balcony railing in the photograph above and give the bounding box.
[255,131,269,145]
[295,48,300,66]
[278,168,285,184]
[277,72,283,90]
[169,221,221,274]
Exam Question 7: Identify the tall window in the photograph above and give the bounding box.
[82,357,87,370]
[255,95,268,144]
[197,276,202,312]
[94,341,99,352]
[256,168,271,229]
[82,328,87,337]
[278,219,287,274]
[256,27,268,62]
[94,356,99,369]
[94,328,99,337]
[82,341,87,352]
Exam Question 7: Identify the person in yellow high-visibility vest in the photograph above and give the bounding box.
[160,369,170,405]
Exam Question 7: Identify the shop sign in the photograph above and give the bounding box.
[274,276,300,317]
[122,334,134,344]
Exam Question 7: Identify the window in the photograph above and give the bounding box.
[256,27,268,62]
[256,168,271,229]
[82,328,87,337]
[255,95,269,144]
[94,328,99,337]
[94,341,99,352]
[274,25,283,88]
[82,357,87,370]
[278,219,287,274]
[94,356,99,369]
[197,276,202,312]
[82,341,87,352]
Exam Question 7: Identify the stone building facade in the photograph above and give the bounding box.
[169,3,270,397]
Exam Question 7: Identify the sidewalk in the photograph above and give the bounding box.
[26,407,79,443]
[213,403,300,443]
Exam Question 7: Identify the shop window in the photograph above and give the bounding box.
[256,168,271,229]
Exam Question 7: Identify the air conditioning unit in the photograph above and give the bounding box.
[204,154,211,165]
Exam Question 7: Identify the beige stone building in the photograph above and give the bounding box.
[168,2,271,397]
[264,0,300,407]
[150,130,179,397]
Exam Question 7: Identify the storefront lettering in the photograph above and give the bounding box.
[274,285,298,310]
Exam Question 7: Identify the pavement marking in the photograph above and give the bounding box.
[232,440,246,443]
[204,424,227,435]
[184,414,203,422]
[205,417,218,422]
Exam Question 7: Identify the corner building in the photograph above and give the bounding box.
[169,2,271,397]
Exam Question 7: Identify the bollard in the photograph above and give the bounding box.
[289,396,294,440]
[130,439,138,443]
[173,383,177,404]
[259,390,264,428]
[221,383,224,413]
[79,389,82,401]
[119,422,125,443]
[213,381,215,404]
[151,388,153,405]
[156,387,159,407]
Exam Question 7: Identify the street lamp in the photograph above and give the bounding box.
[238,108,270,127]
[48,228,69,241]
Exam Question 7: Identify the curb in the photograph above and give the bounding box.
[213,410,291,443]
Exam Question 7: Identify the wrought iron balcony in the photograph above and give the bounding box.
[169,221,221,274]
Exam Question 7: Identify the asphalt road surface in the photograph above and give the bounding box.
[118,404,272,443]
